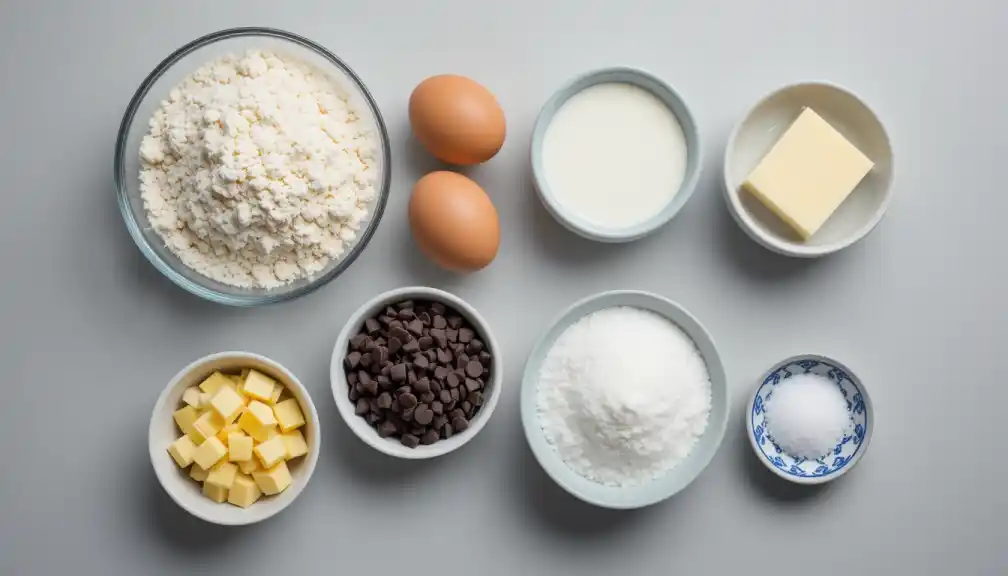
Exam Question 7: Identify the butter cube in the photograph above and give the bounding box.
[182,387,202,409]
[229,434,254,462]
[273,398,305,432]
[238,457,261,475]
[198,392,212,409]
[216,423,241,444]
[206,461,238,490]
[172,406,200,437]
[253,461,292,495]
[189,464,209,482]
[192,437,228,470]
[242,370,277,403]
[209,385,246,423]
[255,435,288,469]
[199,371,237,395]
[268,384,284,405]
[190,410,225,444]
[743,107,874,239]
[238,400,277,442]
[228,374,243,386]
[203,481,228,503]
[167,435,197,468]
[228,474,262,508]
[282,430,308,460]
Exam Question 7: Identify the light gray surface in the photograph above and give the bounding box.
[1,1,1005,574]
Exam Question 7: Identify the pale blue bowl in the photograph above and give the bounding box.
[747,354,874,485]
[530,67,703,243]
[520,291,729,509]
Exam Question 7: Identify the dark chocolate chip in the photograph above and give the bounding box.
[478,351,491,364]
[451,416,469,432]
[467,339,484,353]
[397,308,415,320]
[446,328,459,343]
[432,414,447,429]
[434,366,449,380]
[387,337,402,355]
[380,363,392,377]
[416,311,429,325]
[465,360,483,378]
[348,371,359,386]
[390,326,410,343]
[462,401,474,418]
[450,388,460,402]
[369,398,382,413]
[414,356,429,370]
[437,348,453,364]
[444,400,456,412]
[414,405,434,425]
[429,329,447,348]
[350,334,368,350]
[418,336,433,351]
[359,371,373,389]
[455,354,469,370]
[402,406,415,421]
[447,316,463,329]
[442,423,454,439]
[425,349,437,363]
[400,393,418,410]
[344,351,362,370]
[377,392,392,409]
[401,434,420,448]
[430,380,442,394]
[432,315,447,330]
[470,391,484,406]
[407,319,424,336]
[409,424,426,436]
[421,429,440,445]
[355,398,370,415]
[458,328,474,343]
[365,318,381,335]
[431,302,445,315]
[420,391,436,404]
[402,338,420,353]
[360,352,372,367]
[440,390,452,403]
[432,401,444,415]
[385,306,397,317]
[396,300,415,310]
[390,363,407,382]
[378,420,397,437]
[396,386,411,396]
[446,373,460,388]
[374,346,388,366]
[453,368,467,382]
[390,399,401,413]
[348,387,359,401]
[414,377,431,393]
[465,378,481,392]
[376,374,391,389]
[364,378,378,396]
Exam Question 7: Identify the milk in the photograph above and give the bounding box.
[541,83,688,230]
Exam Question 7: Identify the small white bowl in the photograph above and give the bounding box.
[148,351,320,525]
[746,354,874,485]
[723,82,894,257]
[330,286,503,460]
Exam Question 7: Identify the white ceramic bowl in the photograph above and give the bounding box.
[149,351,320,525]
[330,287,503,459]
[746,354,874,485]
[520,291,729,509]
[723,82,894,257]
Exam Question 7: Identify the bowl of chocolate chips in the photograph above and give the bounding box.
[330,286,503,459]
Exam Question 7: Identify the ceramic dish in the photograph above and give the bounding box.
[723,81,894,257]
[114,27,392,305]
[530,67,702,243]
[148,351,321,525]
[520,290,728,509]
[746,354,873,485]
[330,286,503,460]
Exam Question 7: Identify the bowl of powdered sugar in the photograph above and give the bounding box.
[115,28,391,305]
[520,291,728,509]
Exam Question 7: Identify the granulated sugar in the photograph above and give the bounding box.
[536,307,712,486]
[764,373,852,459]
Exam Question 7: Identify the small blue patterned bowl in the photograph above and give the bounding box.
[746,354,873,485]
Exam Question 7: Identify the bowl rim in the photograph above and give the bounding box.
[520,290,729,509]
[147,351,321,525]
[529,66,703,243]
[722,80,895,258]
[114,26,393,306]
[329,286,503,460]
[745,353,874,485]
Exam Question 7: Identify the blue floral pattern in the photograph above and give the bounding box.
[750,358,869,479]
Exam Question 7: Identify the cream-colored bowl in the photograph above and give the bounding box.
[148,352,320,525]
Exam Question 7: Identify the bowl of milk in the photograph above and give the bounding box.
[530,67,702,243]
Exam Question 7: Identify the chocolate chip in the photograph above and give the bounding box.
[350,334,368,350]
[348,371,359,386]
[465,378,481,392]
[432,401,444,415]
[437,348,452,364]
[360,352,372,367]
[433,365,449,380]
[348,387,359,401]
[390,325,410,343]
[396,300,415,310]
[358,371,372,388]
[376,374,391,389]
[385,306,397,317]
[442,423,454,439]
[450,389,460,402]
[401,434,420,448]
[380,362,392,377]
[448,316,463,329]
[420,392,436,404]
[408,369,417,386]
[397,308,415,320]
[462,401,474,418]
[388,337,402,355]
[444,400,456,412]
[465,360,483,378]
[432,414,447,429]
[429,329,447,348]
[400,393,418,410]
[479,351,491,364]
[414,377,431,393]
[364,378,378,396]
[440,389,452,403]
[421,429,440,445]
[344,351,362,370]
[470,391,484,406]
[391,363,407,382]
[378,421,397,437]
[365,318,381,335]
[390,399,401,413]
[418,336,433,351]
[455,354,469,370]
[402,338,420,353]
[431,380,442,394]
[446,328,458,343]
[432,315,446,330]
[446,372,460,388]
[402,406,415,421]
[374,346,388,366]
[451,417,469,432]
[414,356,429,370]
[414,405,434,425]
[407,319,424,336]
[431,302,445,315]
[355,398,370,415]
[377,392,392,409]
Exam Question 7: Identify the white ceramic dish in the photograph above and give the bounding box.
[330,286,503,460]
[723,82,894,257]
[746,354,873,485]
[530,67,703,243]
[520,290,729,509]
[148,351,320,525]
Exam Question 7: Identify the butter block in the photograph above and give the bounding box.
[238,400,277,442]
[206,461,238,490]
[173,406,200,437]
[238,457,261,475]
[273,398,305,432]
[189,464,209,482]
[255,435,288,469]
[192,437,228,470]
[253,461,292,495]
[282,430,308,460]
[190,411,226,444]
[199,371,237,395]
[167,435,197,468]
[203,481,228,503]
[229,434,254,462]
[228,474,262,508]
[182,387,202,409]
[210,385,246,424]
[742,107,874,239]
[242,370,277,403]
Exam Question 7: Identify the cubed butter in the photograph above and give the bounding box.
[216,423,241,444]
[282,430,308,460]
[273,398,305,432]
[192,436,228,470]
[199,371,237,395]
[190,410,226,444]
[172,406,200,437]
[238,400,277,442]
[242,370,277,403]
[167,435,197,468]
[742,107,874,239]
[209,385,246,423]
[229,434,254,462]
[228,474,262,508]
[268,384,284,405]
[182,387,202,409]
[198,392,212,409]
[206,460,238,490]
[253,461,292,495]
[255,435,288,469]
[203,481,228,503]
[189,464,209,482]
[228,374,243,386]
[238,457,261,475]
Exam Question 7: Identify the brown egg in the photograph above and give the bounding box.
[409,75,506,165]
[409,171,500,272]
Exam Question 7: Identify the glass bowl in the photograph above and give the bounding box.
[114,28,391,306]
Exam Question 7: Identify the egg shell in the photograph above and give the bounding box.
[409,75,506,166]
[409,171,500,272]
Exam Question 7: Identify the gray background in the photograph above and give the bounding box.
[2,1,1005,574]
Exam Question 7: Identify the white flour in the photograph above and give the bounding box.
[139,50,379,289]
[537,307,712,486]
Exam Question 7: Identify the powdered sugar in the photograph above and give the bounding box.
[536,307,712,487]
[139,50,379,289]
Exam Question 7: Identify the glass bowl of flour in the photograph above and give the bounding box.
[115,28,391,305]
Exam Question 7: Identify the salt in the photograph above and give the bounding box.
[764,373,853,460]
[536,307,712,487]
